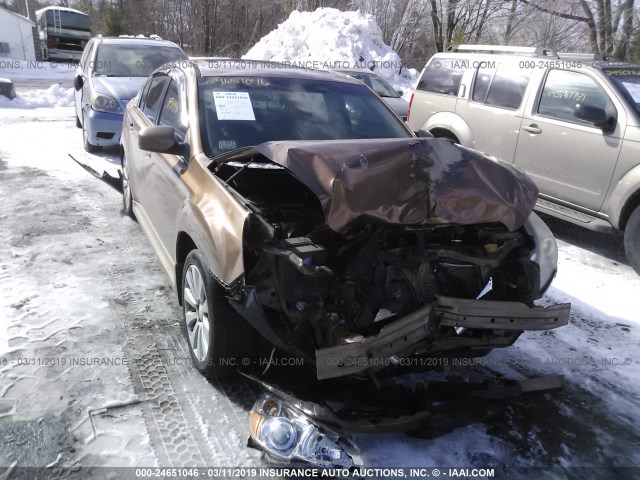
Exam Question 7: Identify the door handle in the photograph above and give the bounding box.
[522,124,542,134]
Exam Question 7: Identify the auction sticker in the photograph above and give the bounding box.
[213,92,256,120]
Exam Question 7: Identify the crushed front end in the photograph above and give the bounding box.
[211,138,570,380]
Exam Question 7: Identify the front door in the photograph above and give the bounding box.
[514,69,623,212]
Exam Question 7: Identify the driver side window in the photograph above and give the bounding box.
[142,75,169,124]
[158,80,186,140]
[537,70,615,125]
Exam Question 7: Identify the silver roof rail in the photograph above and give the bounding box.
[556,52,617,62]
[447,44,558,58]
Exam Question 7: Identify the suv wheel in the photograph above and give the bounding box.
[182,250,259,378]
[82,113,99,153]
[624,205,640,275]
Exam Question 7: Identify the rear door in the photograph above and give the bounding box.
[454,62,532,161]
[514,69,624,212]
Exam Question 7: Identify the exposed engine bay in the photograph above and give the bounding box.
[247,215,541,353]
[210,138,570,378]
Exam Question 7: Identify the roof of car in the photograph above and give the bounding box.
[335,68,381,76]
[96,36,180,47]
[193,59,362,84]
[437,44,640,70]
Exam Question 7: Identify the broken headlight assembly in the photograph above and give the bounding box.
[249,394,362,468]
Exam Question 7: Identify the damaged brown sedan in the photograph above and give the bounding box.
[120,60,569,384]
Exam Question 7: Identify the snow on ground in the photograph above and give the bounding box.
[243,8,418,99]
[0,84,74,108]
[0,60,77,81]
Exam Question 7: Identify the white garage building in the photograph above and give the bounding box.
[0,6,36,62]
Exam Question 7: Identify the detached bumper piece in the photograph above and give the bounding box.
[436,295,571,331]
[316,304,437,380]
[315,297,570,380]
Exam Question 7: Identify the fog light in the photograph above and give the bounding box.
[249,394,361,468]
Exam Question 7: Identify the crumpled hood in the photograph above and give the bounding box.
[244,138,538,233]
[91,76,146,107]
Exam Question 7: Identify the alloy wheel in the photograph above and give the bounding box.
[183,264,210,362]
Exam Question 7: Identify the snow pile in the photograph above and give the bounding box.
[0,84,74,109]
[243,8,418,98]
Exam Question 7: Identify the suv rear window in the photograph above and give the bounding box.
[416,59,464,96]
[472,65,531,110]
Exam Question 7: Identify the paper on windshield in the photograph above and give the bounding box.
[622,82,640,102]
[213,92,256,120]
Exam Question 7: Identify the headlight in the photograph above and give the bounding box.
[524,212,558,295]
[92,92,121,113]
[249,394,361,469]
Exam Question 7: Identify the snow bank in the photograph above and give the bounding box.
[0,84,74,109]
[243,8,418,99]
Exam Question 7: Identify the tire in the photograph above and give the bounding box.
[438,133,459,144]
[624,205,640,275]
[182,250,260,378]
[82,113,99,153]
[75,114,81,128]
[121,154,135,219]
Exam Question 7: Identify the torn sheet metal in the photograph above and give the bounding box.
[250,138,538,233]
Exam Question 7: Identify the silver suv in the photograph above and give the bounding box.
[407,45,640,274]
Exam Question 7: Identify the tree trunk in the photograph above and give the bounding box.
[430,0,443,52]
[504,0,518,44]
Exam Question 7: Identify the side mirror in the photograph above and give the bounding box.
[73,75,84,91]
[139,125,178,153]
[574,104,616,132]
[397,90,403,96]
[414,129,434,138]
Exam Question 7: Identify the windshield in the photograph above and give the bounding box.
[94,44,186,77]
[198,76,412,157]
[338,71,399,97]
[46,10,90,31]
[605,68,640,117]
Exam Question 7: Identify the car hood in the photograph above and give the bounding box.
[223,138,538,233]
[91,76,146,107]
[381,96,409,118]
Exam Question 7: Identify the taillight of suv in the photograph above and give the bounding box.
[407,92,414,122]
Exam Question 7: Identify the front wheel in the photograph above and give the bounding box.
[624,205,640,275]
[182,250,260,378]
[121,154,135,219]
[82,113,99,153]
